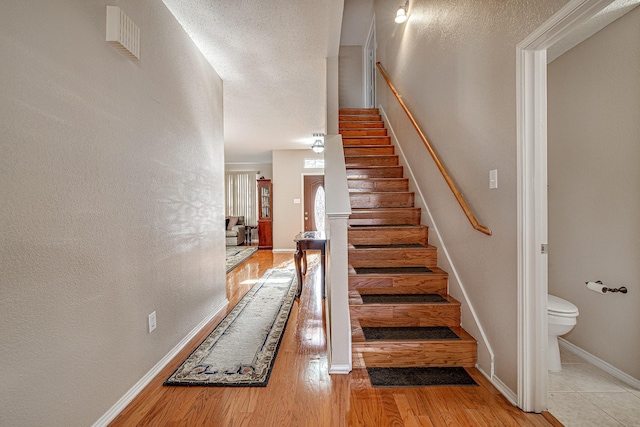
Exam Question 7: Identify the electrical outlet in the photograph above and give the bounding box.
[148,311,156,333]
[489,169,498,189]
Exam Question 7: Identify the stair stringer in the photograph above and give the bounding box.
[378,105,501,391]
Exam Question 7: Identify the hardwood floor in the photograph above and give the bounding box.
[110,250,561,426]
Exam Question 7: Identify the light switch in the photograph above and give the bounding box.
[489,169,498,189]
[293,198,301,204]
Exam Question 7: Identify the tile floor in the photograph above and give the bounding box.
[548,347,640,426]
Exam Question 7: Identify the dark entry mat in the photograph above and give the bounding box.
[367,367,478,388]
[360,294,447,304]
[354,266,433,274]
[362,326,460,341]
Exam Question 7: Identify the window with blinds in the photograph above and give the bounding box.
[224,171,257,226]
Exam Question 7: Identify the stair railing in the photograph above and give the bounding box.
[376,62,491,236]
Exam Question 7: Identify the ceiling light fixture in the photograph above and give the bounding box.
[311,133,325,153]
[395,1,408,24]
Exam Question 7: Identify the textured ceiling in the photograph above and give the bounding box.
[162,0,344,163]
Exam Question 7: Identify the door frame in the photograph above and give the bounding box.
[516,0,615,412]
[303,174,325,232]
[364,16,376,109]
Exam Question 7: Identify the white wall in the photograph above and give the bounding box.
[339,45,365,108]
[372,0,568,392]
[340,0,374,46]
[548,7,640,380]
[0,2,225,426]
[272,150,324,250]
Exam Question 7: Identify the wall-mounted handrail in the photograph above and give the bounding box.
[376,62,491,236]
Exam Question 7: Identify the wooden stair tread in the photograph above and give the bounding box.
[343,145,394,149]
[342,135,389,138]
[348,224,427,230]
[344,146,395,156]
[351,207,418,211]
[348,223,425,227]
[349,292,462,328]
[350,243,430,249]
[339,122,385,127]
[349,207,422,226]
[341,137,391,145]
[339,108,379,113]
[360,293,456,305]
[349,191,413,195]
[344,108,478,370]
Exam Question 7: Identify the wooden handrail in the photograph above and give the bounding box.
[376,62,491,236]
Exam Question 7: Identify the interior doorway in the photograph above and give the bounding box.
[303,175,325,232]
[364,17,376,108]
[516,0,618,413]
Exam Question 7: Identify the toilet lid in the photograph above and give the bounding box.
[548,294,579,315]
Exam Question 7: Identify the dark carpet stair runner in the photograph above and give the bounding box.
[340,108,477,387]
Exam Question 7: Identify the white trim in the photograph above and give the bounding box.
[516,46,550,414]
[478,365,518,406]
[92,300,228,427]
[328,364,352,375]
[364,16,376,109]
[516,0,616,413]
[379,105,495,379]
[325,135,353,374]
[272,249,295,253]
[559,338,640,390]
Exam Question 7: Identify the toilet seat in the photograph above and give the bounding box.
[548,294,579,317]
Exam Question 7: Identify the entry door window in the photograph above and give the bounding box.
[314,186,325,233]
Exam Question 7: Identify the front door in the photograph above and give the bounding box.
[303,175,325,232]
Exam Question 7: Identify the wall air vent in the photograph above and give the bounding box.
[106,6,140,60]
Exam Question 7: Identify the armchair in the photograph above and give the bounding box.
[225,216,246,246]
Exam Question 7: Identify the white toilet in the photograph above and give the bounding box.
[547,294,579,372]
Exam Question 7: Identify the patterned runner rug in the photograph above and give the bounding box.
[225,246,258,273]
[164,268,297,387]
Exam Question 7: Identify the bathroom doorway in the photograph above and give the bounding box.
[517,0,640,415]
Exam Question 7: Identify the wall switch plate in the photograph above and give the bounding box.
[148,311,156,333]
[293,198,301,204]
[489,169,498,189]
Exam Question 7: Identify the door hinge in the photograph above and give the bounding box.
[541,244,548,254]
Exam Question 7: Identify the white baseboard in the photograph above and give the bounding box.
[328,364,352,375]
[559,338,640,390]
[92,299,228,427]
[477,366,518,406]
[272,248,295,253]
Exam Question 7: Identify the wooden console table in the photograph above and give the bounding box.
[293,231,326,298]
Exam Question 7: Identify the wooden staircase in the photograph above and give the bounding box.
[339,108,477,372]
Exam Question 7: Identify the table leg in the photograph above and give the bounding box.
[294,244,304,297]
[320,247,326,299]
[300,251,307,276]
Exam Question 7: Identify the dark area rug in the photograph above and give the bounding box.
[362,326,460,341]
[361,294,447,304]
[354,266,433,274]
[367,367,478,388]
